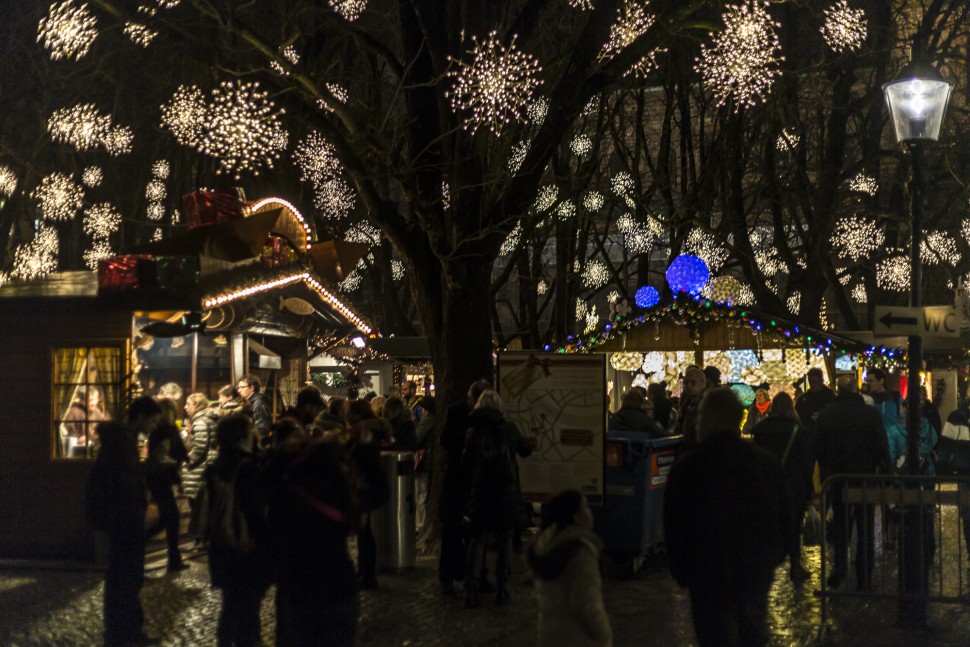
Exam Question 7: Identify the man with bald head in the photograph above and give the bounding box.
[664,387,794,647]
[815,375,892,590]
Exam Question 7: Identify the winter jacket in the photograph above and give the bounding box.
[795,385,835,432]
[751,417,815,507]
[248,392,272,440]
[939,402,970,474]
[146,421,187,491]
[415,412,437,474]
[527,524,612,647]
[461,408,532,532]
[608,406,664,436]
[815,392,892,479]
[871,391,906,464]
[182,407,220,500]
[388,417,418,452]
[664,430,794,595]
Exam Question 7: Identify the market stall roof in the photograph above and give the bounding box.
[554,295,904,366]
[367,336,431,361]
[126,208,282,262]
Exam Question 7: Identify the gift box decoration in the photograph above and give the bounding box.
[98,255,199,292]
[181,190,243,229]
[261,235,300,269]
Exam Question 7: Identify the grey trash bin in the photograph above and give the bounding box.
[372,451,416,570]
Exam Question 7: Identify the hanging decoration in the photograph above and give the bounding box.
[635,285,660,308]
[666,254,710,295]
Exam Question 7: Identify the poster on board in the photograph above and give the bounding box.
[497,352,606,504]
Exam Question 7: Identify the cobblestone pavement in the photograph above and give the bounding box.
[2,541,970,645]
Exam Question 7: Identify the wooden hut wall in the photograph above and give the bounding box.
[0,299,131,559]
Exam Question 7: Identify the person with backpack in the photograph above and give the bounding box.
[206,414,271,647]
[526,490,612,647]
[461,390,533,608]
[85,400,161,647]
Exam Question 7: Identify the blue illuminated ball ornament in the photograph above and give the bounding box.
[731,383,756,407]
[666,254,710,295]
[635,286,660,309]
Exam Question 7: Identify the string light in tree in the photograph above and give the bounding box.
[200,81,287,178]
[848,172,877,196]
[877,255,910,292]
[329,0,366,21]
[735,283,755,306]
[568,0,594,9]
[695,0,783,111]
[831,215,883,262]
[786,291,801,315]
[600,0,655,61]
[821,0,867,53]
[12,226,58,280]
[391,260,405,281]
[582,260,610,289]
[47,104,111,151]
[146,203,165,221]
[508,141,529,174]
[83,202,122,238]
[83,240,113,270]
[151,228,163,240]
[294,131,343,187]
[338,271,362,292]
[535,185,558,212]
[500,222,523,256]
[161,85,207,148]
[537,279,549,295]
[686,228,728,271]
[447,32,543,137]
[145,179,166,202]
[625,48,666,79]
[38,1,98,61]
[528,97,549,126]
[851,283,867,303]
[318,83,348,112]
[155,0,181,8]
[314,178,356,220]
[570,134,592,157]
[583,191,604,211]
[124,22,157,47]
[611,171,634,196]
[962,218,970,243]
[31,172,83,221]
[0,166,18,198]
[555,200,576,222]
[921,230,960,266]
[103,126,133,156]
[582,96,600,117]
[776,128,799,152]
[576,299,599,333]
[441,182,450,210]
[270,45,300,76]
[152,160,170,179]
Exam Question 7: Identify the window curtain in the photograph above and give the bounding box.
[54,348,88,418]
[90,347,122,419]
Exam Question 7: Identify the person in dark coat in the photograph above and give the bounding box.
[145,397,190,571]
[383,395,418,451]
[206,414,272,647]
[85,404,158,647]
[461,390,534,608]
[796,367,835,434]
[750,392,814,582]
[675,366,706,448]
[269,431,359,647]
[664,387,794,647]
[237,374,272,445]
[815,376,892,589]
[609,390,664,435]
[647,383,673,431]
[438,379,491,596]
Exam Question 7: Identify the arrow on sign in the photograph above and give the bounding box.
[878,311,918,328]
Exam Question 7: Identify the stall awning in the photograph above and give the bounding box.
[248,338,282,369]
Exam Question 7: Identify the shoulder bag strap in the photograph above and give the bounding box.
[780,423,800,466]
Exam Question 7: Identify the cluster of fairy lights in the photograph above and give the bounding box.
[329,0,366,21]
[776,128,799,152]
[508,141,529,174]
[582,260,610,289]
[820,0,867,53]
[500,222,523,256]
[293,131,356,220]
[83,203,121,239]
[851,283,867,303]
[535,185,558,212]
[83,240,113,270]
[877,255,909,292]
[47,104,133,156]
[576,299,599,333]
[318,83,349,113]
[12,226,58,280]
[556,201,576,222]
[686,228,728,271]
[568,0,594,9]
[695,1,783,110]
[38,1,98,61]
[612,171,634,196]
[848,172,877,196]
[527,97,549,126]
[271,45,300,76]
[922,230,960,266]
[161,81,287,179]
[617,213,659,255]
[0,166,18,198]
[831,215,883,262]
[787,290,801,315]
[124,22,157,47]
[31,172,83,221]
[345,221,381,247]
[446,32,543,136]
[601,0,655,61]
[584,191,604,211]
[570,134,592,157]
[82,166,102,187]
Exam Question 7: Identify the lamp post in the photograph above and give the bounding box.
[883,56,951,629]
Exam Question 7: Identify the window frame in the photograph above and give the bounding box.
[50,339,130,461]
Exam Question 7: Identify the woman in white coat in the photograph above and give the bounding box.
[526,490,612,647]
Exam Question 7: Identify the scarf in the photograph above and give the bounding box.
[755,400,771,415]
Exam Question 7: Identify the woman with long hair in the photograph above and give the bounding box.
[750,391,814,582]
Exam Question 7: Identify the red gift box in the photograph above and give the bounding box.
[98,255,150,291]
[97,255,199,292]
[181,190,243,229]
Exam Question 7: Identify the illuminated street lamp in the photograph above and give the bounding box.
[883,56,951,630]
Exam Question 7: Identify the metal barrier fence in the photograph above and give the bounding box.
[817,474,970,632]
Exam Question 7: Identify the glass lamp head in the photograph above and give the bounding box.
[883,60,951,143]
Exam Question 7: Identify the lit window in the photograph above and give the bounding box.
[52,345,126,460]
